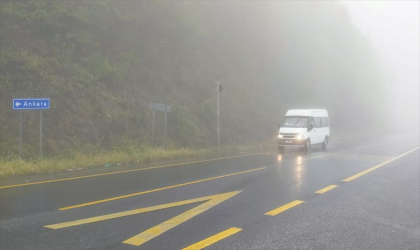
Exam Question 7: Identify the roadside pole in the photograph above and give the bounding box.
[151,109,155,147]
[19,112,22,157]
[39,110,43,159]
[217,82,220,147]
[164,107,167,149]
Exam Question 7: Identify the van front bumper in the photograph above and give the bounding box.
[278,138,306,147]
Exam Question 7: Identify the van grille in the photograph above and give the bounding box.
[280,133,299,139]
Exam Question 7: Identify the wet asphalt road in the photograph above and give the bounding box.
[0,134,419,250]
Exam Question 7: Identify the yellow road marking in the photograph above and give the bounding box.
[182,227,242,250]
[46,191,240,227]
[265,200,304,216]
[122,191,240,246]
[59,167,265,210]
[342,146,419,182]
[46,191,241,247]
[315,185,337,194]
[0,152,268,189]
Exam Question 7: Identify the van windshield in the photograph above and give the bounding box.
[282,116,309,128]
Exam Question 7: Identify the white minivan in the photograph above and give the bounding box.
[277,109,329,152]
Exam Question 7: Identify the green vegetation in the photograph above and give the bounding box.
[0,1,391,175]
[0,143,273,177]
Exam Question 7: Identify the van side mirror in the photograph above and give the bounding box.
[308,124,313,131]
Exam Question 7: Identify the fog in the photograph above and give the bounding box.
[1,1,419,156]
[345,1,420,132]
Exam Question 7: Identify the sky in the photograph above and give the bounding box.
[344,0,419,128]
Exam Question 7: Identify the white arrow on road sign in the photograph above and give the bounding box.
[13,98,50,110]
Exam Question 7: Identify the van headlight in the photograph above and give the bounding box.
[278,134,283,139]
[296,134,304,139]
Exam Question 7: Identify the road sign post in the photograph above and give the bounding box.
[13,98,50,159]
[217,82,224,147]
[39,110,43,159]
[164,108,167,149]
[149,103,171,149]
[151,110,155,147]
[217,82,220,147]
[19,112,22,157]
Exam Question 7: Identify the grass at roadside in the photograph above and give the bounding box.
[0,144,274,178]
[0,129,381,178]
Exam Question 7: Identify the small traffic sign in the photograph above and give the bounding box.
[13,98,50,110]
[148,103,171,149]
[149,103,171,112]
[13,98,50,159]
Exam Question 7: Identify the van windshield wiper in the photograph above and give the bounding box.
[291,118,302,127]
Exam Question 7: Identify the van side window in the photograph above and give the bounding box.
[314,117,321,128]
[324,117,329,127]
[321,117,327,127]
[309,117,314,128]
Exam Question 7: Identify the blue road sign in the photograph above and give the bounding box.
[13,98,50,110]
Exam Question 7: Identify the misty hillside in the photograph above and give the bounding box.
[0,1,391,156]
